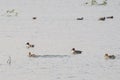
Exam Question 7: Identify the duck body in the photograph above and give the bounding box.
[109,55,116,59]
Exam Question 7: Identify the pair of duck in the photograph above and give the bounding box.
[26,42,82,54]
[26,42,34,48]
[99,16,114,21]
[28,48,82,57]
[72,48,116,60]
[104,53,116,59]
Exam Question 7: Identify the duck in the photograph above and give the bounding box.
[76,17,84,20]
[28,52,37,57]
[26,42,34,48]
[98,17,105,21]
[106,16,113,19]
[72,48,82,54]
[104,53,116,59]
[32,17,37,20]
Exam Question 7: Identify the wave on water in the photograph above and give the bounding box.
[29,55,70,58]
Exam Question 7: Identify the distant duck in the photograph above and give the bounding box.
[28,52,37,57]
[104,53,116,59]
[106,16,113,19]
[98,17,105,21]
[76,17,84,20]
[32,17,37,20]
[26,42,34,48]
[72,48,82,54]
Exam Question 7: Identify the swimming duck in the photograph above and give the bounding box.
[72,48,82,54]
[104,53,116,59]
[28,52,37,57]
